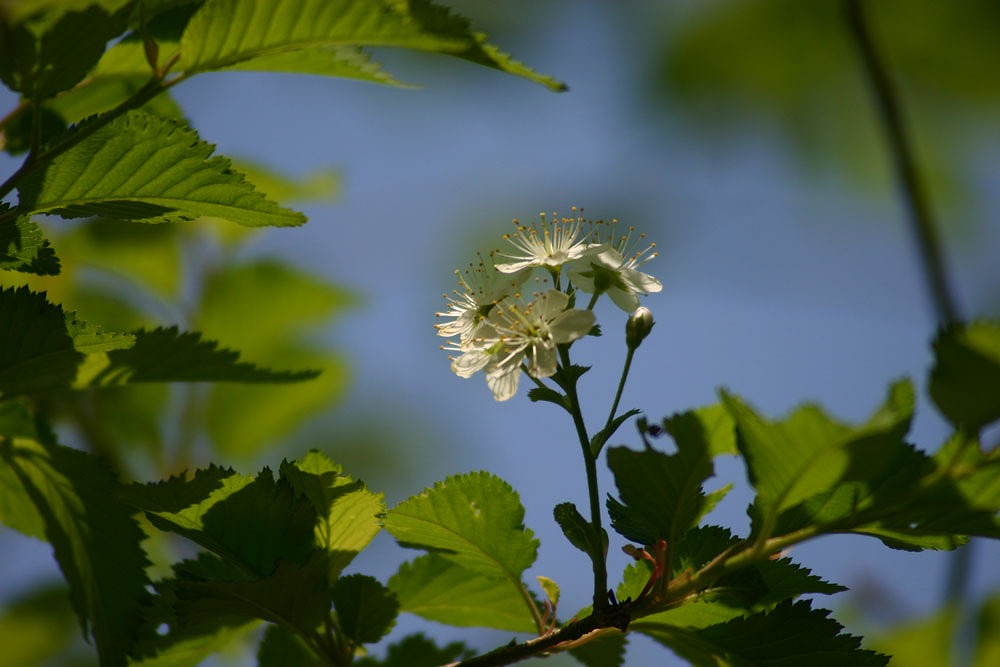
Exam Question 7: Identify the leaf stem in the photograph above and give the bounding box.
[599,346,636,454]
[557,345,609,613]
[844,0,959,326]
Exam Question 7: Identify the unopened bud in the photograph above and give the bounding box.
[626,306,654,349]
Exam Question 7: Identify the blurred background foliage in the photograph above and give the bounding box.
[2,1,999,665]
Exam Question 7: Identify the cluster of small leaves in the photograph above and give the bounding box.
[0,0,565,665]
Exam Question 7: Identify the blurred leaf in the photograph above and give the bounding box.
[384,471,539,580]
[280,451,384,580]
[0,206,60,275]
[871,605,955,667]
[388,553,536,633]
[0,425,150,667]
[0,585,79,667]
[930,320,1000,431]
[16,111,306,227]
[178,0,565,91]
[656,0,1000,201]
[332,574,398,645]
[353,633,473,667]
[0,3,127,100]
[637,600,888,667]
[231,161,340,204]
[976,591,1000,667]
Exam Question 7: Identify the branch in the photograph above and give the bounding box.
[843,0,960,326]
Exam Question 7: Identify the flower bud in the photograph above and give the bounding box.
[625,306,655,350]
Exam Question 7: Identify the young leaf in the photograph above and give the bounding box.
[385,471,539,579]
[388,554,536,633]
[353,633,473,667]
[0,427,150,667]
[635,600,888,667]
[930,320,1000,431]
[16,111,306,227]
[332,574,399,645]
[178,0,565,91]
[0,207,60,275]
[77,326,320,387]
[607,409,730,547]
[554,501,606,562]
[723,380,915,539]
[281,451,385,580]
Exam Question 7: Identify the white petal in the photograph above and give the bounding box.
[494,259,535,274]
[550,309,597,343]
[451,348,491,378]
[607,287,640,313]
[486,365,521,401]
[622,268,662,294]
[535,290,570,319]
[526,341,558,378]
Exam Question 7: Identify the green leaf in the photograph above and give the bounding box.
[590,408,641,457]
[130,620,255,667]
[257,624,322,667]
[930,320,1000,431]
[0,3,128,100]
[281,451,385,580]
[353,633,473,667]
[0,585,78,667]
[723,380,915,539]
[554,501,606,562]
[570,632,627,667]
[636,600,888,667]
[388,554,536,633]
[0,399,49,538]
[0,207,60,275]
[384,471,539,580]
[607,409,731,547]
[0,427,150,667]
[332,574,398,645]
[17,111,306,227]
[178,0,565,91]
[77,326,320,387]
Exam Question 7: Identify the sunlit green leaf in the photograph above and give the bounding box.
[332,574,398,645]
[389,554,536,633]
[638,599,888,667]
[930,320,1000,431]
[16,111,306,227]
[0,428,150,667]
[178,0,565,91]
[384,471,539,580]
[0,399,49,537]
[281,451,384,579]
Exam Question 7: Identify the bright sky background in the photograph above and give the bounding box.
[2,2,999,665]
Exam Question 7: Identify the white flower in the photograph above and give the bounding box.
[443,290,596,401]
[494,208,597,274]
[567,220,661,312]
[435,254,528,342]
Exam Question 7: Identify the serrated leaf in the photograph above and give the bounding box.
[0,207,60,275]
[527,385,568,409]
[353,633,473,667]
[178,0,565,91]
[607,409,728,547]
[76,326,319,387]
[723,380,915,539]
[332,574,398,645]
[590,408,642,457]
[930,320,1000,431]
[0,3,128,100]
[636,600,888,667]
[0,399,49,538]
[384,471,539,580]
[388,554,536,633]
[0,428,150,667]
[17,111,306,227]
[281,451,385,579]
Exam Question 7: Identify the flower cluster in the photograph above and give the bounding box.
[436,208,661,401]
